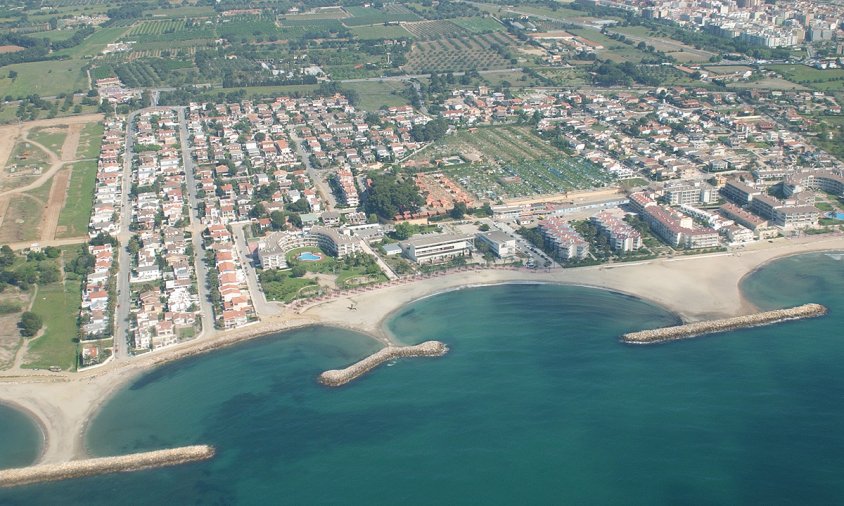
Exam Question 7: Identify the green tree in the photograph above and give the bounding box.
[450,202,467,219]
[270,210,286,230]
[394,222,413,240]
[19,311,42,337]
[290,265,306,278]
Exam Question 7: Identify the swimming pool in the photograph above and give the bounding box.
[298,252,322,262]
[827,211,844,221]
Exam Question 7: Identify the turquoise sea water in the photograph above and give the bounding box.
[1,252,843,504]
[0,404,42,471]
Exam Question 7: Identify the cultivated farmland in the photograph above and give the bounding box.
[401,20,469,39]
[404,32,518,72]
[414,126,614,199]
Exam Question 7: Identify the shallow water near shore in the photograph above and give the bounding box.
[0,404,42,471]
[2,252,844,504]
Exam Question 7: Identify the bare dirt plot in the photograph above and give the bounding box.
[0,113,103,171]
[1,140,51,192]
[41,168,71,242]
[0,192,47,244]
[61,124,83,161]
[0,45,24,54]
[0,196,10,229]
[0,290,29,370]
[729,78,810,91]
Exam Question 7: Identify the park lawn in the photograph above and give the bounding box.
[75,121,104,159]
[340,80,411,111]
[22,248,84,371]
[336,267,386,288]
[260,271,318,303]
[57,160,97,238]
[0,59,87,99]
[28,127,68,155]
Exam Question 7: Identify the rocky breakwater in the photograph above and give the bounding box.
[319,341,449,387]
[0,445,215,488]
[622,303,828,344]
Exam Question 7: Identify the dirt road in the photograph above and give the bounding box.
[0,114,103,170]
[40,168,71,242]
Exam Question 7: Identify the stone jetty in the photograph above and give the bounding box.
[0,445,215,488]
[319,341,449,387]
[622,303,828,344]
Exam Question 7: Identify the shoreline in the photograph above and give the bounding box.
[0,399,48,465]
[0,235,842,466]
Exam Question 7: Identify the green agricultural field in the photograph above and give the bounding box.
[420,126,561,164]
[57,160,97,238]
[217,84,321,99]
[609,26,716,63]
[765,64,844,91]
[36,29,79,42]
[340,80,411,111]
[565,27,653,63]
[127,19,187,36]
[142,5,215,17]
[415,126,613,199]
[0,60,87,99]
[218,17,282,40]
[537,67,589,87]
[402,20,469,39]
[496,4,602,23]
[404,32,517,72]
[450,17,505,33]
[28,127,68,155]
[284,8,348,20]
[349,24,414,40]
[53,26,129,58]
[22,247,84,371]
[342,6,420,26]
[75,121,104,160]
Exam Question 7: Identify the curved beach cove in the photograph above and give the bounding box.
[1,252,844,504]
[0,404,43,471]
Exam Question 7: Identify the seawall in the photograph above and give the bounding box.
[319,341,449,387]
[0,445,215,488]
[621,303,828,344]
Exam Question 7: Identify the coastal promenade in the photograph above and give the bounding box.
[0,234,842,469]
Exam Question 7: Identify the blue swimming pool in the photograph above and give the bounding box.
[298,252,322,262]
[828,212,844,221]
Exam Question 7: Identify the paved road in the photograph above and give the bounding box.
[113,110,140,360]
[494,219,558,268]
[177,107,216,333]
[286,127,337,211]
[231,223,281,316]
[358,240,398,280]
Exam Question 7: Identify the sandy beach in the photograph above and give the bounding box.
[0,233,842,466]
